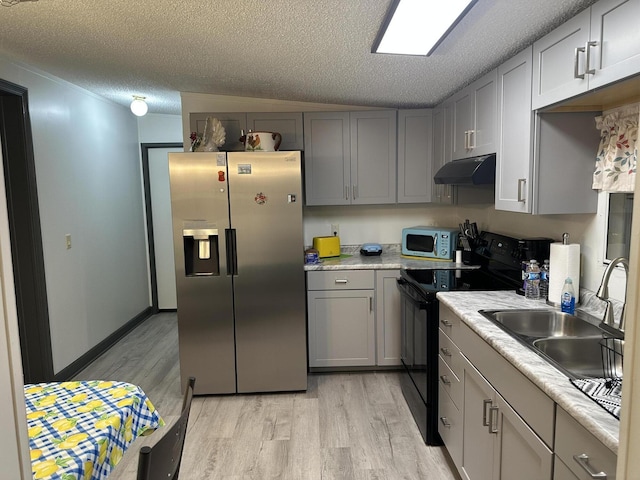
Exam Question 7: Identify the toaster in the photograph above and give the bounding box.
[312,236,341,258]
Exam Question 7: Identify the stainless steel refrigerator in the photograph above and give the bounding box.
[168,151,307,395]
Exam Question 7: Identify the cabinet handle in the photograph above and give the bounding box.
[573,454,607,479]
[574,46,586,79]
[489,405,499,434]
[440,319,452,327]
[345,186,349,201]
[440,347,452,357]
[353,184,358,200]
[464,130,470,150]
[369,296,373,312]
[517,178,526,203]
[585,41,598,75]
[440,417,451,428]
[440,375,451,385]
[482,399,492,426]
[334,279,348,284]
[468,129,476,149]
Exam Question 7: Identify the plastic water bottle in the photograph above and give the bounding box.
[540,259,550,301]
[561,278,576,314]
[525,259,540,300]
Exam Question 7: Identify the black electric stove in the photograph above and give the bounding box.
[396,231,551,445]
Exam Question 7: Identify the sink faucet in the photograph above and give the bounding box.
[596,256,628,333]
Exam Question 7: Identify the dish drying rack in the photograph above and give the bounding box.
[600,336,624,391]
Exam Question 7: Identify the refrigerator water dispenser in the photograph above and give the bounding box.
[183,228,219,276]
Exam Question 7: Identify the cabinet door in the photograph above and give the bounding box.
[494,394,553,480]
[350,111,397,205]
[495,47,534,213]
[375,270,401,366]
[247,112,304,151]
[471,70,497,157]
[461,355,496,480]
[307,289,375,367]
[303,112,351,206]
[588,0,640,90]
[532,9,590,110]
[190,112,247,151]
[397,109,433,203]
[451,89,473,160]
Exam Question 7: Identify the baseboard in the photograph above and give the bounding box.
[54,307,154,381]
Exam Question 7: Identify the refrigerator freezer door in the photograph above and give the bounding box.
[169,152,236,394]
[228,151,307,392]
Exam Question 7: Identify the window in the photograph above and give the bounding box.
[606,192,633,261]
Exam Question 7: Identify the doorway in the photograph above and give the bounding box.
[141,143,183,311]
[0,79,53,383]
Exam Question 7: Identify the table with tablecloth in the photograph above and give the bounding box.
[24,380,164,479]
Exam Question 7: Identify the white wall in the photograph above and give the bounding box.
[137,113,183,144]
[0,57,150,373]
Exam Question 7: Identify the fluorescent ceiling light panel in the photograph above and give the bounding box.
[374,0,477,56]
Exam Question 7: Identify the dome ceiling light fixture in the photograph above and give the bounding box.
[1,0,38,6]
[130,96,148,117]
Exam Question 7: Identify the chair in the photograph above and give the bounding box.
[136,376,196,480]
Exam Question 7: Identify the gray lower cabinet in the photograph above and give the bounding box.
[554,407,617,480]
[439,304,553,480]
[307,269,401,368]
[304,110,397,206]
[375,270,401,366]
[307,270,375,368]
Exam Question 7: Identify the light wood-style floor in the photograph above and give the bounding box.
[74,312,459,480]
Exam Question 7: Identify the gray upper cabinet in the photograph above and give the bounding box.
[304,110,397,206]
[190,112,304,151]
[496,46,599,215]
[451,69,498,160]
[496,47,535,213]
[432,103,455,204]
[247,112,304,150]
[304,112,351,205]
[532,0,640,110]
[190,112,247,151]
[350,111,397,205]
[397,109,433,203]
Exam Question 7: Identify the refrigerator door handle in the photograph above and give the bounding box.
[225,228,238,275]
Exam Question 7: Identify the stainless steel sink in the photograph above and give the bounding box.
[533,336,623,379]
[480,309,603,339]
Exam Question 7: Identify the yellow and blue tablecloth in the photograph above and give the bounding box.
[24,380,164,480]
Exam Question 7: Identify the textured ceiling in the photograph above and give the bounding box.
[0,0,598,115]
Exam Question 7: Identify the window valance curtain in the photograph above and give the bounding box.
[592,104,638,193]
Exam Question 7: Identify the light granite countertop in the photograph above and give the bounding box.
[437,290,620,454]
[304,244,477,271]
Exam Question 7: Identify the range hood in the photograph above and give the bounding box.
[433,154,496,185]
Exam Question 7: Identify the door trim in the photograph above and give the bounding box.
[0,78,54,382]
[141,143,183,312]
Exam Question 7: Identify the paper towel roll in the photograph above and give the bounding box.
[548,242,581,306]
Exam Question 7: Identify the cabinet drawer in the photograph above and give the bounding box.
[439,329,461,378]
[438,384,462,468]
[307,270,374,290]
[438,355,461,409]
[438,304,461,343]
[555,407,617,480]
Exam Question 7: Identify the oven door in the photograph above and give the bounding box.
[397,275,442,445]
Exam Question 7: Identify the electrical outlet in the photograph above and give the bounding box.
[65,234,72,250]
[331,224,340,237]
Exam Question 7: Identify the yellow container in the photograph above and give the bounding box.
[313,236,341,258]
